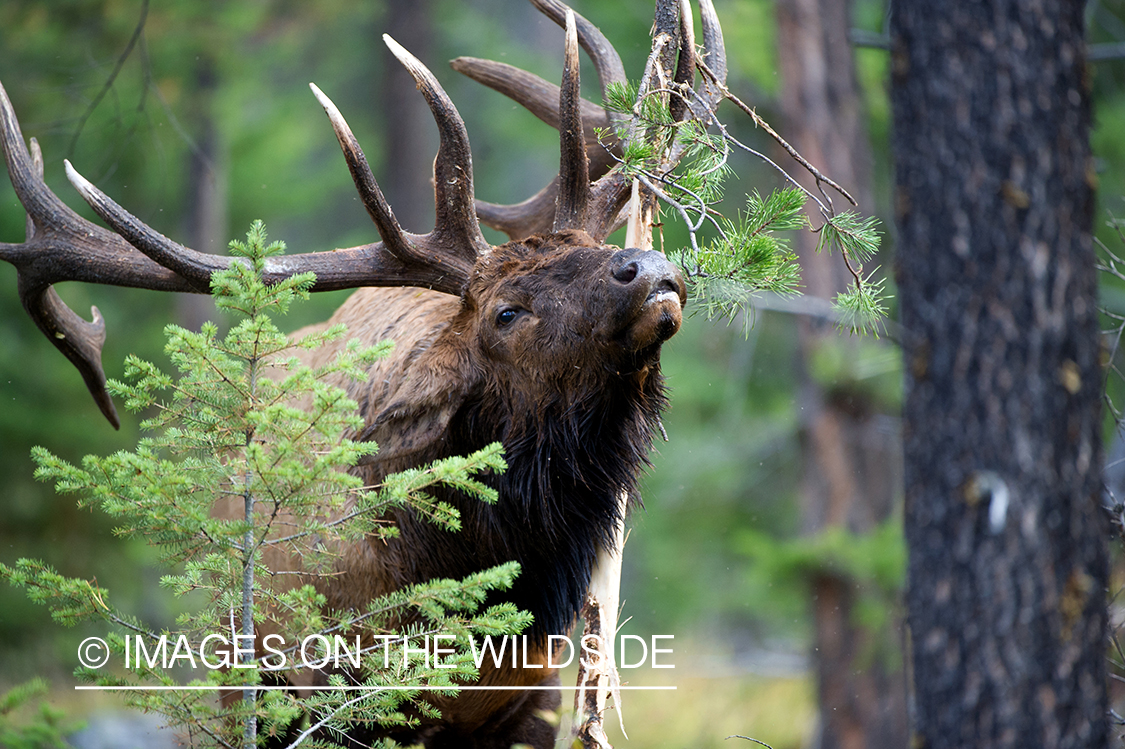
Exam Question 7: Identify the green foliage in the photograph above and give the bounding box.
[603,79,888,335]
[691,190,805,327]
[0,679,80,749]
[737,520,905,595]
[833,272,890,337]
[736,519,905,646]
[2,222,526,748]
[815,212,888,335]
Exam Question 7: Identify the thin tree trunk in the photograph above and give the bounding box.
[775,0,908,746]
[380,0,435,231]
[892,1,1107,746]
[178,55,226,330]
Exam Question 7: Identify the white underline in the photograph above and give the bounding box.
[75,685,676,692]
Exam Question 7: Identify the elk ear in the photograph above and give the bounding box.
[358,345,479,468]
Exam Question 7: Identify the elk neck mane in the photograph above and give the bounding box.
[388,341,670,641]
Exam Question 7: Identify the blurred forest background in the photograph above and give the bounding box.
[2,0,1125,747]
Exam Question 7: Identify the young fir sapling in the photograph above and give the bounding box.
[1,222,529,748]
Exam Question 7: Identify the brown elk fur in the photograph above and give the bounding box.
[269,229,685,746]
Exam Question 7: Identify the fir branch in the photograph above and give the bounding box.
[603,67,887,336]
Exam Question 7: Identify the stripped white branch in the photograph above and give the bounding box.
[573,494,628,748]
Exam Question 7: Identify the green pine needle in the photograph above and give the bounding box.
[834,271,890,337]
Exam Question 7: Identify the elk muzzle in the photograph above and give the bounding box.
[607,248,686,353]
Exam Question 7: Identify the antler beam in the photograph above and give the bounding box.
[0,33,495,425]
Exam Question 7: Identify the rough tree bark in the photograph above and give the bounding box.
[892,1,1107,747]
[775,1,908,747]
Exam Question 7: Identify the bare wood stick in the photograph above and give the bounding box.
[573,175,657,748]
[573,492,628,749]
[624,179,657,253]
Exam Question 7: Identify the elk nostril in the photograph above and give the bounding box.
[613,261,639,284]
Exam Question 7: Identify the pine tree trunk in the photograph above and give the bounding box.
[178,54,226,331]
[891,1,1108,746]
[775,0,908,746]
[380,0,435,231]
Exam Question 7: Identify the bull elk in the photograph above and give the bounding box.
[0,0,727,745]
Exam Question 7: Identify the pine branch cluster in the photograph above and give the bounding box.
[604,79,889,336]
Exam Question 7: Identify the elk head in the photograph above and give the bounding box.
[0,0,725,432]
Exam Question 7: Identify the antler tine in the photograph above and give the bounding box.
[2,82,65,240]
[383,34,490,261]
[20,138,120,428]
[697,0,727,113]
[27,286,120,428]
[66,162,227,291]
[24,137,39,240]
[308,83,418,264]
[553,10,590,232]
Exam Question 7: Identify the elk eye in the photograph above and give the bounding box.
[495,307,521,327]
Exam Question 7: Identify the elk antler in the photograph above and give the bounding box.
[0,37,488,426]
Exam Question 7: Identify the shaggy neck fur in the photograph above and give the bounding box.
[397,361,669,641]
